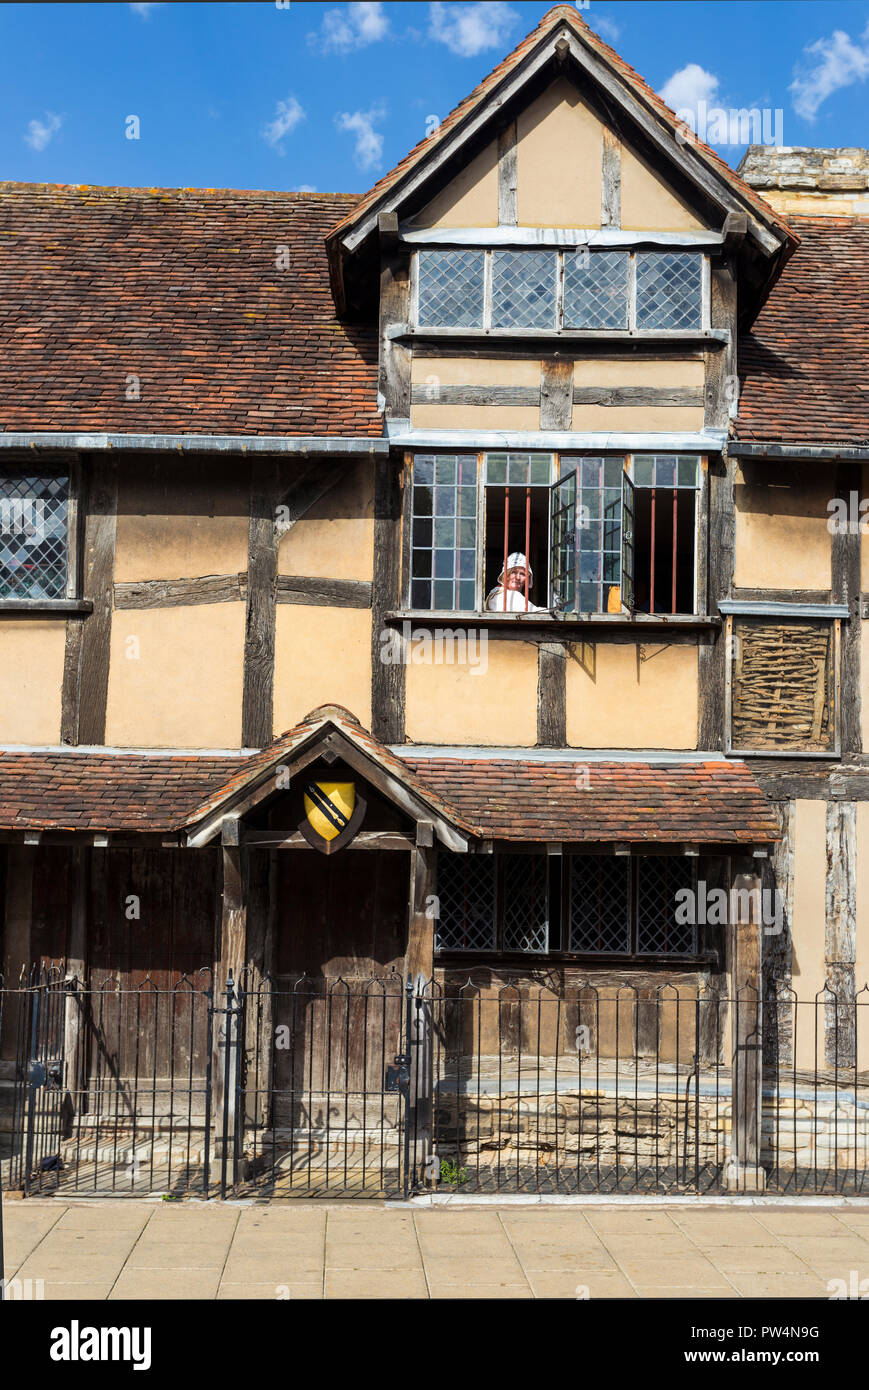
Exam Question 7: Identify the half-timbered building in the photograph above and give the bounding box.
[1,6,867,1197]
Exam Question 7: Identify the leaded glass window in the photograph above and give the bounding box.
[410,454,477,611]
[569,857,631,953]
[563,249,629,329]
[435,851,549,954]
[435,852,496,952]
[491,250,557,329]
[0,473,69,599]
[417,250,485,329]
[413,248,704,333]
[636,857,698,955]
[567,855,699,956]
[635,253,703,330]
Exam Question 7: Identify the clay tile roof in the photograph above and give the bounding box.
[328,3,793,247]
[0,184,380,438]
[400,755,780,844]
[736,215,869,448]
[0,718,779,845]
[0,749,243,833]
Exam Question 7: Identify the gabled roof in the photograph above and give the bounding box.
[328,3,795,256]
[736,215,869,448]
[0,709,779,846]
[0,184,380,438]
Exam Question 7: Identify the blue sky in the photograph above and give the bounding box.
[1,1,867,194]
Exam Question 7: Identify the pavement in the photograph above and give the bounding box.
[3,1199,869,1299]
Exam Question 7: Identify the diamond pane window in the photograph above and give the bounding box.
[417,250,485,328]
[0,474,69,599]
[435,852,496,952]
[563,250,629,329]
[636,253,703,330]
[502,855,549,953]
[411,454,477,610]
[491,251,557,329]
[569,857,631,953]
[636,858,697,955]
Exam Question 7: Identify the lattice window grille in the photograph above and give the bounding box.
[435,852,496,952]
[569,856,631,953]
[501,855,549,953]
[636,858,698,955]
[0,474,69,600]
[417,250,485,329]
[635,253,703,331]
[491,251,558,329]
[563,249,629,329]
[414,248,704,333]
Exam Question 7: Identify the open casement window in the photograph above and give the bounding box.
[0,471,71,600]
[549,457,629,614]
[628,455,700,614]
[409,452,702,616]
[434,851,549,954]
[728,616,839,755]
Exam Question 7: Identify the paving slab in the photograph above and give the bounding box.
[5,1198,869,1299]
[217,1281,323,1300]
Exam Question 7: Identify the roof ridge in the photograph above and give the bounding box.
[0,182,361,201]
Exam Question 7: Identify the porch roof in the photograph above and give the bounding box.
[0,709,779,845]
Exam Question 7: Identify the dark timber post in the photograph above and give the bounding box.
[406,826,435,1188]
[212,818,247,1182]
[62,846,88,1118]
[727,857,765,1191]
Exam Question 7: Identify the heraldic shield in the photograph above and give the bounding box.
[299,780,367,854]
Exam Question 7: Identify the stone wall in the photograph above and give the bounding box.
[738,146,869,218]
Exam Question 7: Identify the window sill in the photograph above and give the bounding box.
[388,610,719,633]
[0,598,93,615]
[436,951,720,969]
[391,326,726,347]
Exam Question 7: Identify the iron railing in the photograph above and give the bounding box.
[1,969,866,1199]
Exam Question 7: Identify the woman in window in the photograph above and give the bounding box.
[485,552,544,612]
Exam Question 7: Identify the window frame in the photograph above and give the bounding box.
[403,451,708,620]
[0,460,81,606]
[433,849,708,965]
[433,848,551,956]
[411,248,710,335]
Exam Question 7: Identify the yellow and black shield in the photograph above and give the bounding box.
[299,780,366,854]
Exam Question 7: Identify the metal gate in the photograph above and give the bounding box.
[3,970,867,1198]
[224,973,416,1198]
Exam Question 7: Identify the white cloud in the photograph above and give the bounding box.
[428,1,518,58]
[24,112,62,152]
[261,96,306,154]
[335,106,386,171]
[293,185,317,193]
[312,2,390,55]
[587,13,622,44]
[659,63,720,114]
[789,22,869,122]
[129,2,164,17]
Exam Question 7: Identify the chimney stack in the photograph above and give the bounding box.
[738,147,869,218]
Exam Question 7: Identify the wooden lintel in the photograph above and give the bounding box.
[243,830,414,851]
